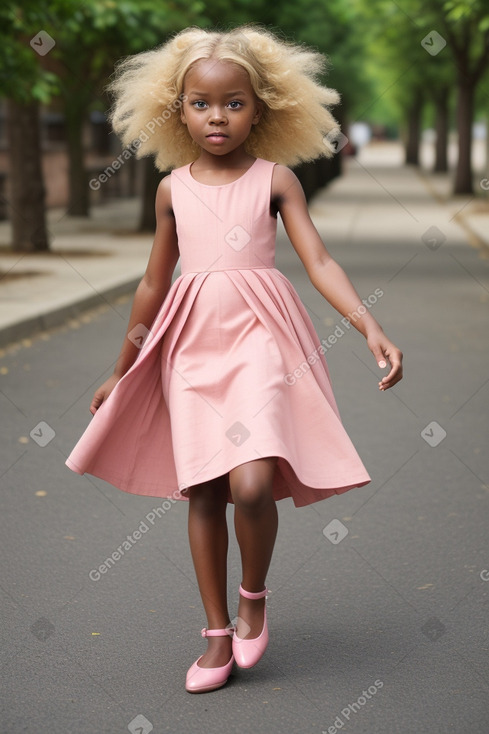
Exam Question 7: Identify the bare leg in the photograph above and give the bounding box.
[229,457,278,638]
[188,475,232,668]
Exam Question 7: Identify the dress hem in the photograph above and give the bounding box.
[65,454,370,509]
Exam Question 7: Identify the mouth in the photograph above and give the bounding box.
[206,133,228,138]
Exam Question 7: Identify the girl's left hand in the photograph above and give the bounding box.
[367,332,403,391]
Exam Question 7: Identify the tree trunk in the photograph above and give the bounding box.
[139,158,163,232]
[433,92,449,173]
[405,96,422,165]
[65,100,90,216]
[484,112,489,197]
[6,99,49,252]
[454,78,474,194]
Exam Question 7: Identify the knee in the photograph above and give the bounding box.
[189,479,227,518]
[231,477,273,514]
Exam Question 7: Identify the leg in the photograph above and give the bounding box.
[188,475,232,668]
[229,457,278,638]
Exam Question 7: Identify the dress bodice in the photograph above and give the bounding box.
[170,158,277,275]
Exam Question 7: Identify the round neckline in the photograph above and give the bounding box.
[188,158,259,187]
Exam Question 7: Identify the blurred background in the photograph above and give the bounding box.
[0,0,488,251]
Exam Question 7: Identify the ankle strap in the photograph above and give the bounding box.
[201,627,234,638]
[239,584,268,600]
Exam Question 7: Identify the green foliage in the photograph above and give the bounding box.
[0,2,60,103]
[0,0,207,105]
[4,0,485,143]
[351,0,489,128]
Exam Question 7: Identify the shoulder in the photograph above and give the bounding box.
[271,164,305,204]
[156,174,173,215]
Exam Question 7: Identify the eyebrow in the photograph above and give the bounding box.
[187,90,247,96]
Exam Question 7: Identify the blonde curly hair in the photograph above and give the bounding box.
[107,25,340,170]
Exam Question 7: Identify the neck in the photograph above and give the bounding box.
[194,147,256,171]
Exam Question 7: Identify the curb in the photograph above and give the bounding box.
[0,277,141,350]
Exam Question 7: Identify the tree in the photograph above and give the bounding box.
[0,3,58,251]
[433,0,489,193]
[48,0,205,217]
[358,0,489,192]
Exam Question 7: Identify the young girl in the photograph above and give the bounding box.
[66,25,402,694]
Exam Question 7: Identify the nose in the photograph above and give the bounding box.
[209,106,227,124]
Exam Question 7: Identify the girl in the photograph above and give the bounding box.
[66,25,403,694]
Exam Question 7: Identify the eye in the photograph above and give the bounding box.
[192,100,207,109]
[228,100,243,109]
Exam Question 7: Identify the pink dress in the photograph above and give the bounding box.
[66,158,370,506]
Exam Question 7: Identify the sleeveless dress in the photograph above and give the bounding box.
[66,158,370,506]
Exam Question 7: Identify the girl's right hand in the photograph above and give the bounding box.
[90,374,121,415]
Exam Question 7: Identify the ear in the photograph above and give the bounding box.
[180,108,187,125]
[252,100,263,126]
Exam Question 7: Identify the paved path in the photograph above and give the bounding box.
[1,145,488,733]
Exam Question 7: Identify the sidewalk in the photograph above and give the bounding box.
[0,141,487,349]
[0,199,153,348]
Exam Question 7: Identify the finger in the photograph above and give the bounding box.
[90,393,103,415]
[379,362,403,390]
[371,345,388,369]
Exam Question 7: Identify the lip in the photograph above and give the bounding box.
[206,133,228,138]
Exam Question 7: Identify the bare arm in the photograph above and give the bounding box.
[273,165,403,391]
[90,175,179,413]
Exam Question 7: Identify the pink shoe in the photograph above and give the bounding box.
[185,627,234,693]
[232,585,269,669]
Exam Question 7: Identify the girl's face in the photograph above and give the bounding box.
[181,59,262,158]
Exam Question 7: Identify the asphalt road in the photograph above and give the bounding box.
[1,157,488,734]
